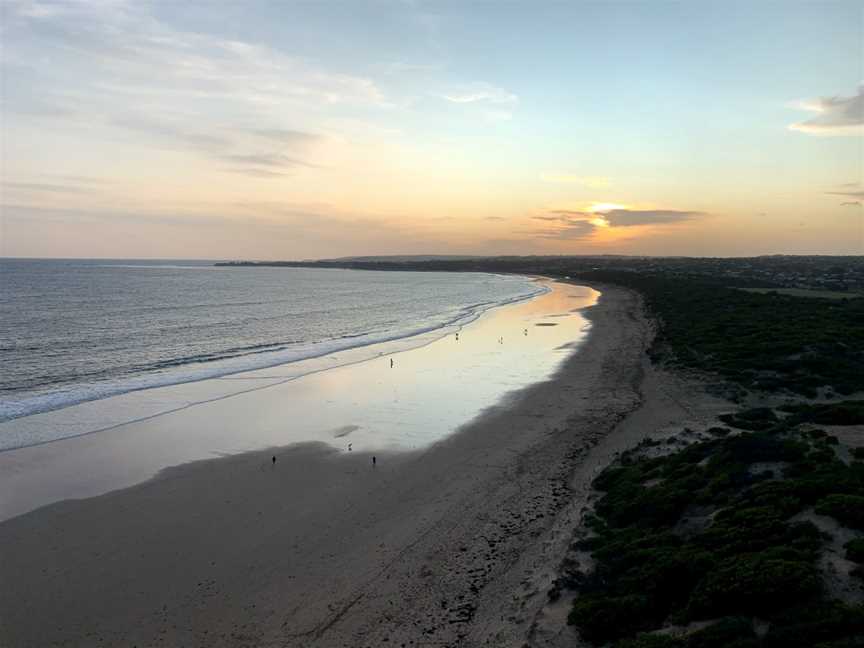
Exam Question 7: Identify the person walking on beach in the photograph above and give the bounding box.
[390,358,394,368]
[372,455,377,467]
[272,455,276,466]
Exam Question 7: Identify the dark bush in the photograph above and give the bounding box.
[763,601,864,647]
[685,616,759,648]
[844,538,864,562]
[780,401,864,426]
[816,495,864,530]
[719,409,778,431]
[687,554,821,618]
[615,635,681,648]
[569,593,655,643]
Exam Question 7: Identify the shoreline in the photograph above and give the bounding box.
[1,271,547,441]
[0,281,663,647]
[0,278,595,521]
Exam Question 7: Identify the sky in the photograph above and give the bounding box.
[0,0,862,259]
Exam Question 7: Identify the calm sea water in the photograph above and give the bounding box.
[0,259,543,426]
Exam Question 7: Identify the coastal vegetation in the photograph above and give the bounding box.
[565,424,864,646]
[737,287,861,300]
[558,271,864,647]
[569,270,864,397]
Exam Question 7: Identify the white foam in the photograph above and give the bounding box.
[0,279,548,438]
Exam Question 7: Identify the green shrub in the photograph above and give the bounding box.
[844,538,864,562]
[763,601,864,647]
[685,617,759,648]
[569,427,862,646]
[615,635,681,648]
[569,593,655,643]
[719,408,778,431]
[816,495,864,530]
[687,554,820,618]
[780,401,864,426]
[572,271,864,395]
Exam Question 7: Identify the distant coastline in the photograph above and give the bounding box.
[215,254,864,295]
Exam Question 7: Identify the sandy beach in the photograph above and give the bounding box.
[0,282,704,647]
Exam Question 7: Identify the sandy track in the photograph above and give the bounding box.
[0,283,654,648]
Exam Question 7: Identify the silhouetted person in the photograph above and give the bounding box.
[272,455,276,466]
[372,455,377,467]
[390,358,394,368]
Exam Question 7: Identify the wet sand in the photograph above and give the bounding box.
[0,282,653,647]
[0,279,596,521]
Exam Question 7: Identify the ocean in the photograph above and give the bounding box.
[0,259,544,431]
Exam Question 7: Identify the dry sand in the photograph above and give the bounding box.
[0,282,717,648]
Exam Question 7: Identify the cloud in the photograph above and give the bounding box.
[528,206,702,242]
[106,114,322,172]
[526,211,594,240]
[532,220,596,240]
[789,85,864,135]
[826,190,864,200]
[248,129,321,145]
[600,209,702,227]
[440,82,517,105]
[224,168,289,179]
[1,181,88,193]
[540,174,612,188]
[111,116,230,153]
[534,213,581,221]
[220,153,313,169]
[840,201,862,207]
[3,1,385,153]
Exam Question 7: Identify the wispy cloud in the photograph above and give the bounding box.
[440,82,517,105]
[4,0,384,167]
[111,116,231,153]
[529,207,702,241]
[220,153,314,169]
[601,209,702,227]
[106,114,323,175]
[1,181,88,194]
[248,129,322,145]
[825,189,864,200]
[527,218,596,240]
[789,85,864,135]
